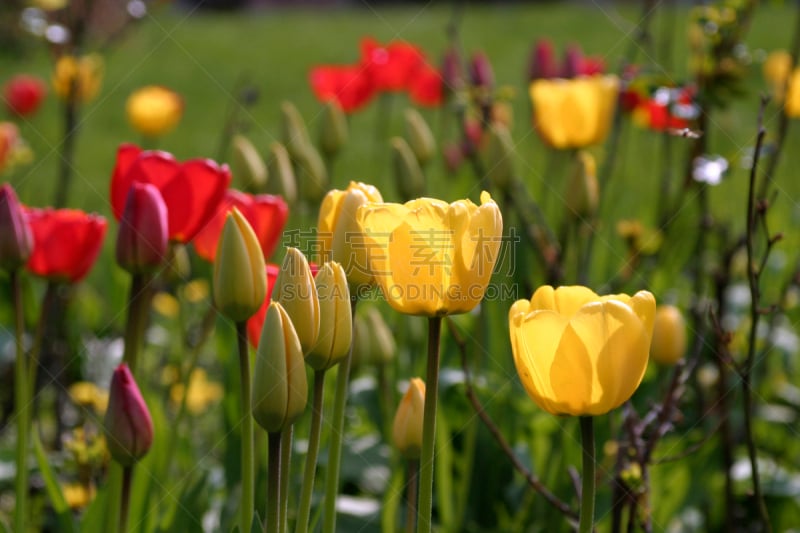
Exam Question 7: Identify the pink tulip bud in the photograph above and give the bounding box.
[104,363,154,466]
[0,183,33,271]
[469,52,494,89]
[562,43,585,79]
[441,46,464,94]
[529,39,559,81]
[115,182,168,273]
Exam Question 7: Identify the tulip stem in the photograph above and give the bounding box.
[405,459,419,533]
[54,97,78,208]
[267,431,282,533]
[322,298,358,533]
[12,270,29,533]
[296,370,326,533]
[122,272,153,375]
[279,425,293,533]
[119,465,133,533]
[579,416,596,533]
[417,316,442,533]
[237,321,255,533]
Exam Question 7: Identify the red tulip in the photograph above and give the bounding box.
[193,189,289,263]
[309,64,376,113]
[409,64,443,107]
[561,44,584,79]
[529,39,559,81]
[110,144,231,243]
[116,182,168,273]
[0,183,33,271]
[104,363,153,466]
[246,263,281,348]
[25,207,107,283]
[360,37,425,92]
[4,75,47,117]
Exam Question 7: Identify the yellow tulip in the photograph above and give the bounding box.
[317,181,383,287]
[650,305,687,365]
[272,247,319,354]
[510,285,655,416]
[126,85,184,138]
[307,261,352,371]
[52,54,103,104]
[786,70,800,118]
[213,208,267,322]
[356,191,503,317]
[529,75,618,149]
[762,50,800,117]
[392,378,426,459]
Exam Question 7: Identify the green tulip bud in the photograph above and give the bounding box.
[392,378,425,459]
[565,150,598,219]
[319,100,349,158]
[162,243,191,284]
[280,101,311,160]
[296,143,329,205]
[252,301,308,433]
[213,208,267,322]
[273,247,320,354]
[485,123,515,189]
[265,143,297,206]
[354,306,396,366]
[403,108,436,166]
[307,262,352,371]
[231,134,267,193]
[390,137,425,202]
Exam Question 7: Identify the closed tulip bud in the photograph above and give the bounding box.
[281,101,311,160]
[273,248,320,354]
[104,364,154,466]
[403,108,436,166]
[162,244,191,284]
[441,46,464,95]
[392,378,425,459]
[265,143,297,205]
[469,52,494,89]
[296,144,329,204]
[0,183,33,271]
[562,43,584,79]
[231,134,268,193]
[353,306,396,367]
[391,137,426,202]
[252,302,308,433]
[125,85,183,138]
[213,208,267,322]
[565,151,598,219]
[307,262,352,371]
[485,124,515,189]
[529,39,558,81]
[650,305,687,365]
[116,182,168,274]
[319,100,349,158]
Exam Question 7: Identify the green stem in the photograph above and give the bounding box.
[27,281,57,393]
[237,321,255,533]
[119,466,133,533]
[405,459,419,533]
[322,298,358,533]
[417,316,443,533]
[12,270,29,533]
[267,431,283,533]
[122,273,153,375]
[54,97,78,208]
[279,425,293,533]
[579,416,596,533]
[296,370,326,533]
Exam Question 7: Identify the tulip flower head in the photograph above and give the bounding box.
[510,285,655,416]
[52,54,103,104]
[650,305,687,365]
[104,363,154,466]
[357,191,503,317]
[0,184,33,271]
[307,261,352,371]
[392,378,426,459]
[272,247,319,354]
[309,64,376,114]
[361,37,425,93]
[116,182,168,274]
[125,85,184,138]
[3,74,47,117]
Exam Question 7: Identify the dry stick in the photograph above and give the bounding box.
[447,318,577,523]
[742,97,773,533]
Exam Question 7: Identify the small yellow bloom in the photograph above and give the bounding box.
[307,262,352,371]
[317,181,383,287]
[356,191,503,317]
[182,279,209,303]
[170,368,224,415]
[529,75,618,149]
[52,54,103,104]
[68,382,109,414]
[650,305,687,365]
[213,208,267,322]
[61,482,96,509]
[762,50,800,117]
[152,291,180,318]
[510,285,655,416]
[126,85,183,137]
[273,247,319,354]
[392,378,425,459]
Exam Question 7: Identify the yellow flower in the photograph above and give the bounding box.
[125,85,183,137]
[317,181,383,287]
[213,208,267,322]
[786,70,800,118]
[307,261,352,371]
[52,54,103,104]
[650,305,687,365]
[762,50,800,117]
[68,382,109,414]
[529,75,618,149]
[356,191,503,317]
[61,482,96,509]
[170,368,224,415]
[510,285,655,416]
[392,377,426,459]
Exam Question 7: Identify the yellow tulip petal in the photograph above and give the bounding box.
[553,285,599,315]
[318,189,345,258]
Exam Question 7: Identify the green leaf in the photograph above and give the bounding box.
[32,430,77,533]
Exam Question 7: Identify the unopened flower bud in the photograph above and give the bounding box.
[529,39,558,81]
[162,243,191,284]
[213,208,267,322]
[650,305,687,365]
[353,306,396,367]
[319,100,349,158]
[231,134,268,193]
[252,302,308,433]
[280,100,311,160]
[104,364,153,466]
[296,144,329,205]
[485,124,515,190]
[391,137,426,202]
[393,378,425,459]
[116,182,168,274]
[404,108,436,166]
[273,247,320,354]
[565,151,599,219]
[441,46,464,95]
[307,262,352,371]
[265,143,297,205]
[0,183,33,271]
[562,43,584,79]
[469,52,494,89]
